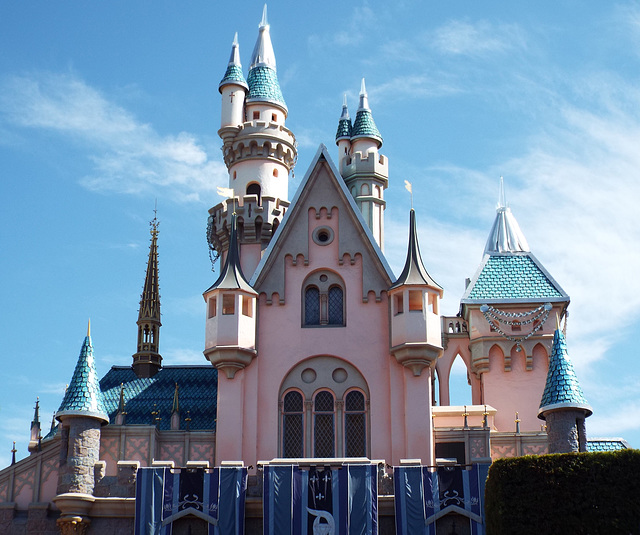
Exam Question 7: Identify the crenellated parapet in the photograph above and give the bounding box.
[220,120,296,171]
[341,150,388,184]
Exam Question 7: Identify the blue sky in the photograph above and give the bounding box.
[1,1,640,467]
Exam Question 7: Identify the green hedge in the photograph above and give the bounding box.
[485,449,640,535]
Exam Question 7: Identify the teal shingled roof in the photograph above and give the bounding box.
[336,118,352,141]
[538,329,592,419]
[100,365,218,431]
[56,334,109,424]
[351,109,382,145]
[219,64,248,91]
[247,66,286,110]
[587,439,630,452]
[462,253,567,303]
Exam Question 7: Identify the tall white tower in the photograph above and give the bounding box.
[337,79,388,250]
[208,6,297,277]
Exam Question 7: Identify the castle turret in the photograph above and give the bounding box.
[459,179,570,432]
[209,5,296,278]
[132,213,162,378]
[203,215,258,380]
[389,209,443,464]
[54,322,109,533]
[340,79,388,249]
[538,324,592,453]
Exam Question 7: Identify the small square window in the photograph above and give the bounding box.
[252,111,260,120]
[409,291,423,311]
[271,113,277,122]
[222,294,235,315]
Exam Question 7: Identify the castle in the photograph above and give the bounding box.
[0,8,628,535]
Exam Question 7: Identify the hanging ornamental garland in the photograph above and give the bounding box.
[206,216,220,272]
[480,303,553,351]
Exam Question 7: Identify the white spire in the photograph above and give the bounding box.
[484,178,530,254]
[358,78,370,111]
[340,93,350,120]
[228,32,241,66]
[250,4,277,70]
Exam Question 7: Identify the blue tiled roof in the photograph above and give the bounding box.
[335,118,352,141]
[351,109,382,145]
[100,366,218,431]
[587,439,630,452]
[57,335,109,423]
[538,329,591,418]
[219,64,248,90]
[247,66,286,109]
[463,253,566,302]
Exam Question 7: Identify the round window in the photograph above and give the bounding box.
[312,226,334,246]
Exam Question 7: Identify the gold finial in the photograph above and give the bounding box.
[87,318,91,337]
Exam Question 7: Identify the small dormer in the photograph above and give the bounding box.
[389,210,444,376]
[203,215,258,379]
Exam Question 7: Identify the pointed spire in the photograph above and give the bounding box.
[132,210,162,378]
[538,327,592,419]
[172,383,180,414]
[56,328,109,424]
[247,5,287,111]
[32,397,40,426]
[219,32,248,92]
[335,93,352,142]
[50,411,56,433]
[11,442,17,465]
[351,78,382,147]
[484,178,530,254]
[206,214,257,294]
[390,209,443,290]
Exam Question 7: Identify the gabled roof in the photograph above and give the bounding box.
[204,214,257,295]
[461,252,568,304]
[100,365,218,431]
[390,209,442,292]
[56,327,109,424]
[538,328,592,419]
[250,145,394,298]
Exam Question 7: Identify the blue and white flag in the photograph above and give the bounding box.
[263,463,378,535]
[135,466,247,535]
[394,464,489,535]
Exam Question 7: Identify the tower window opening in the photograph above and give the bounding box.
[233,171,237,180]
[246,183,261,204]
[208,297,217,318]
[394,294,404,315]
[273,168,279,178]
[271,113,277,122]
[242,295,253,317]
[252,111,260,120]
[222,294,235,315]
[409,291,423,312]
[428,293,438,314]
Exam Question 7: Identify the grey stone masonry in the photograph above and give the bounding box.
[57,417,102,495]
[546,410,588,453]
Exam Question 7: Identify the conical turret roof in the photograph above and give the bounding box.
[246,5,287,111]
[335,94,352,142]
[390,209,442,291]
[538,327,592,419]
[219,32,248,92]
[56,322,109,424]
[351,79,382,147]
[484,178,529,254]
[205,214,257,294]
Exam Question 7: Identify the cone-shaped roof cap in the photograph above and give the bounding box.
[484,178,530,254]
[538,327,592,419]
[219,32,248,92]
[335,94,352,142]
[56,323,109,424]
[390,209,442,291]
[351,79,382,147]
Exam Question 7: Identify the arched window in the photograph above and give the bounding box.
[314,391,335,457]
[302,271,345,327]
[282,391,304,458]
[344,390,366,457]
[304,287,320,325]
[246,183,261,204]
[328,286,343,325]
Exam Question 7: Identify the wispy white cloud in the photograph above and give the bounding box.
[0,72,227,203]
[163,347,206,365]
[431,19,527,57]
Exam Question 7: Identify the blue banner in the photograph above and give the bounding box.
[394,464,489,535]
[135,466,247,535]
[263,463,378,535]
